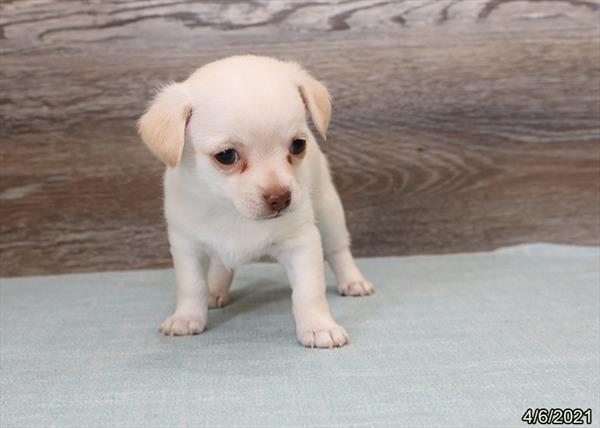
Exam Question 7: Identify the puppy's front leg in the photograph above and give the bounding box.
[160,235,208,336]
[277,226,348,348]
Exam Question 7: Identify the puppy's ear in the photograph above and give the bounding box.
[299,75,331,140]
[137,83,192,168]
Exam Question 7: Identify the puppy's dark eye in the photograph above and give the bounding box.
[214,149,239,165]
[290,139,306,155]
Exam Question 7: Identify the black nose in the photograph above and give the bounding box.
[263,189,291,213]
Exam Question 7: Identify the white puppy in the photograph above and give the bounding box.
[138,55,373,348]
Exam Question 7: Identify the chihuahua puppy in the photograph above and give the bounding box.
[138,55,373,348]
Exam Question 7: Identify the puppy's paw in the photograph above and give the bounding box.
[208,292,230,309]
[297,324,349,348]
[159,313,206,336]
[338,280,374,297]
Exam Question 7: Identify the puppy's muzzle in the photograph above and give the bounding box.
[263,188,291,214]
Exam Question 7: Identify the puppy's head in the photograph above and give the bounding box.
[138,55,331,220]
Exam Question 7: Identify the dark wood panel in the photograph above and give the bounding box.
[1,0,599,276]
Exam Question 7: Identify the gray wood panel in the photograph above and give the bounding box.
[1,0,599,276]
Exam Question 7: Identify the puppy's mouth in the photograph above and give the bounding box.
[258,209,288,220]
[263,212,284,220]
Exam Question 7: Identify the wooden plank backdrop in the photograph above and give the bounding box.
[1,0,599,277]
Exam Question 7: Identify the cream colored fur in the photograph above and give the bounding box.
[138,55,373,348]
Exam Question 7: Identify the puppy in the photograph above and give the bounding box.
[138,55,373,348]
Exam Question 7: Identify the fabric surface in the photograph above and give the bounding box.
[1,244,598,428]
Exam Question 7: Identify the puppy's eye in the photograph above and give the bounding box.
[214,149,239,165]
[290,139,306,155]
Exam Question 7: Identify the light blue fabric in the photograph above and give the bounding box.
[1,244,598,428]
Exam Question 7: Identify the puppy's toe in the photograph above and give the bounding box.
[297,324,349,349]
[338,280,375,297]
[208,292,230,309]
[160,313,206,336]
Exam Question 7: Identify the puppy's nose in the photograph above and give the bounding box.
[263,189,291,212]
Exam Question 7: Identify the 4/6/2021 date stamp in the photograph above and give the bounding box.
[522,408,592,425]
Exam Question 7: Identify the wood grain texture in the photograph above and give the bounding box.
[1,0,599,277]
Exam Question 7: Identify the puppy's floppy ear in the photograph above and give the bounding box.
[137,83,192,168]
[298,74,331,140]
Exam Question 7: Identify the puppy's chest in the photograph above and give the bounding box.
[191,218,277,267]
